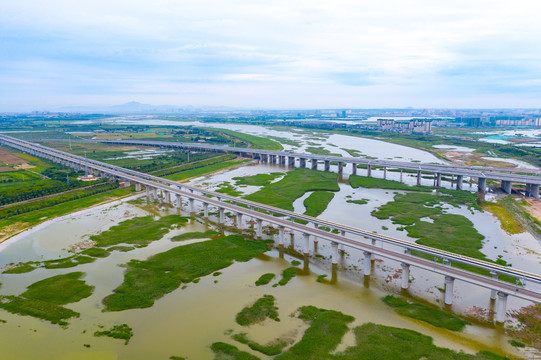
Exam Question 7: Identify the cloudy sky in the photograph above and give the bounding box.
[1,0,541,111]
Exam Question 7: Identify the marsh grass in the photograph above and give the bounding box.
[233,332,289,355]
[234,173,284,186]
[303,191,335,217]
[236,295,280,326]
[349,175,433,192]
[276,267,297,286]
[94,323,133,345]
[171,230,220,241]
[255,273,275,286]
[22,272,94,305]
[211,342,261,360]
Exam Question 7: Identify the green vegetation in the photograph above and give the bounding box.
[151,154,236,177]
[316,274,327,283]
[245,169,339,211]
[303,191,335,217]
[347,199,369,205]
[103,235,269,311]
[81,247,111,258]
[43,255,97,269]
[349,175,433,192]
[305,147,342,157]
[382,296,469,331]
[94,324,134,345]
[341,148,363,157]
[216,181,243,196]
[255,273,275,286]
[276,267,297,286]
[508,339,525,348]
[233,333,289,356]
[165,159,249,181]
[108,245,135,252]
[275,306,354,360]
[90,215,187,247]
[0,296,79,325]
[213,128,283,151]
[171,230,220,241]
[233,172,284,186]
[236,295,280,326]
[291,260,301,266]
[508,303,541,347]
[211,342,260,360]
[494,196,541,237]
[3,263,36,274]
[484,199,525,234]
[22,272,94,305]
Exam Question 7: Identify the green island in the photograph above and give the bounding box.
[102,235,269,311]
[305,146,342,157]
[347,198,369,205]
[0,272,94,325]
[255,273,275,286]
[171,230,221,241]
[233,172,284,186]
[245,168,339,212]
[382,296,470,331]
[235,294,280,326]
[303,191,335,217]
[211,342,260,360]
[94,323,134,345]
[232,332,290,356]
[210,128,283,151]
[275,267,297,286]
[349,175,433,192]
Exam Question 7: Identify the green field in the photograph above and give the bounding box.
[349,175,433,192]
[236,294,280,326]
[303,191,335,217]
[211,128,283,151]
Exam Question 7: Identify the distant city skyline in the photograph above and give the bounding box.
[1,1,541,111]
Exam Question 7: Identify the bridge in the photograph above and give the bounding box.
[2,133,541,323]
[56,138,541,198]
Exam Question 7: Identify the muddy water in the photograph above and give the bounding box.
[0,198,527,359]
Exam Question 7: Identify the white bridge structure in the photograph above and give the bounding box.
[2,134,541,323]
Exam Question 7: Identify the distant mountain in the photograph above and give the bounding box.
[58,102,240,114]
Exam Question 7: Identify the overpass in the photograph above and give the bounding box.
[2,134,541,323]
[55,138,541,197]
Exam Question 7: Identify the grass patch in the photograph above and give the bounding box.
[245,169,339,211]
[382,296,470,331]
[216,181,243,196]
[94,324,133,345]
[213,128,283,151]
[349,175,433,192]
[236,295,280,326]
[90,215,187,247]
[0,296,79,325]
[303,191,335,217]
[346,198,369,205]
[508,339,525,348]
[22,272,94,305]
[211,342,261,360]
[165,159,249,181]
[255,273,275,286]
[233,172,284,186]
[484,200,525,234]
[316,274,327,283]
[233,332,289,356]
[171,230,220,241]
[81,247,111,258]
[43,255,97,269]
[305,146,342,157]
[102,235,269,311]
[108,245,135,252]
[276,267,297,286]
[3,262,37,274]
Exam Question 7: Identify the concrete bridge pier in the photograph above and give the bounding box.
[288,156,295,167]
[270,155,276,164]
[400,169,403,182]
[383,167,387,179]
[256,219,263,238]
[219,207,225,223]
[324,160,330,171]
[261,154,268,163]
[363,251,372,276]
[401,263,410,289]
[236,213,243,229]
[352,163,357,175]
[189,198,195,213]
[367,165,372,177]
[490,272,498,300]
[501,180,512,194]
[279,155,286,165]
[417,170,422,185]
[145,186,150,198]
[135,183,142,192]
[300,158,306,168]
[436,173,442,187]
[163,191,170,204]
[495,292,508,323]
[331,242,339,264]
[338,162,343,174]
[203,203,209,218]
[444,276,455,305]
[311,159,318,170]
[174,194,181,208]
[151,187,157,201]
[530,184,539,198]
[456,175,464,190]
[303,233,310,254]
[278,226,285,246]
[525,184,531,197]
[478,177,487,193]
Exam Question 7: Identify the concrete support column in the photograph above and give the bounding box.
[444,276,455,305]
[219,207,225,223]
[501,180,512,194]
[495,292,508,323]
[163,191,170,204]
[278,226,285,246]
[531,184,540,199]
[331,242,339,264]
[151,187,157,200]
[363,251,372,276]
[146,186,150,198]
[338,162,343,174]
[174,194,181,208]
[288,156,295,167]
[279,156,285,165]
[256,219,262,238]
[236,213,243,229]
[300,158,306,168]
[203,203,209,218]
[525,183,531,197]
[189,198,194,213]
[436,173,442,187]
[352,163,357,175]
[401,263,410,289]
[135,183,142,192]
[490,272,498,300]
[400,169,403,182]
[417,170,422,185]
[367,165,372,177]
[311,159,318,170]
[303,233,310,254]
[324,160,330,171]
[456,175,463,190]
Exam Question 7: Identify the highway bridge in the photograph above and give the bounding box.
[56,138,541,197]
[2,133,541,323]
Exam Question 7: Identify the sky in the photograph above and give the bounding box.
[1,0,541,111]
